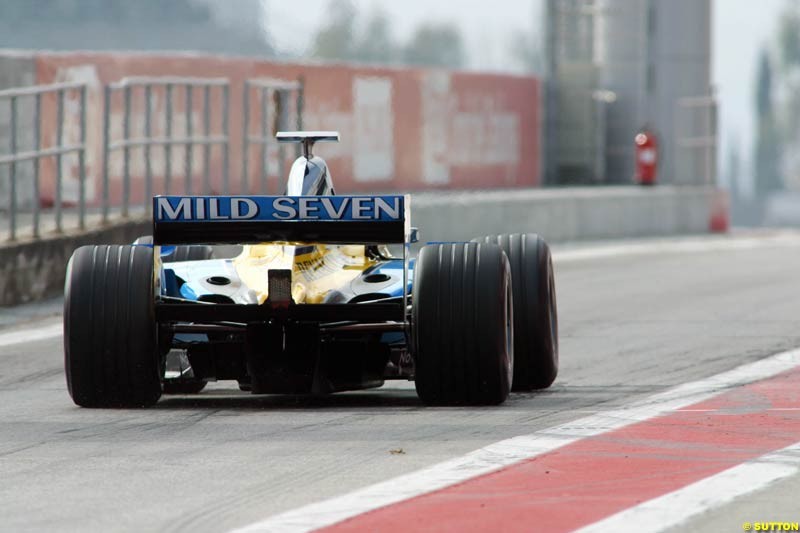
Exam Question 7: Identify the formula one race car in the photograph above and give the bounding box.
[64,132,558,407]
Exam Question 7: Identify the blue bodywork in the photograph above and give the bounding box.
[160,256,416,302]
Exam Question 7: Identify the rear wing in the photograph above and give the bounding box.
[152,195,409,245]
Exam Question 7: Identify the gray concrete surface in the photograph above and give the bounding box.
[0,296,61,330]
[672,475,800,533]
[0,233,798,532]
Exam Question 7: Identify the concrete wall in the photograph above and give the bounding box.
[0,185,726,306]
[0,218,149,306]
[412,185,720,244]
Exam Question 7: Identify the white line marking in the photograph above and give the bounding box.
[677,408,800,412]
[0,323,61,348]
[576,441,800,533]
[552,232,800,263]
[230,348,800,533]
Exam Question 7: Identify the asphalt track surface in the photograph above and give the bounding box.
[1,232,799,533]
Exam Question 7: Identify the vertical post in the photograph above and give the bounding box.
[144,84,153,213]
[78,86,87,230]
[278,144,286,187]
[9,96,17,241]
[102,85,111,223]
[222,84,230,194]
[185,84,193,195]
[241,82,250,194]
[32,93,41,238]
[673,102,680,185]
[276,89,287,185]
[260,87,268,194]
[55,88,65,232]
[593,96,606,184]
[707,99,717,186]
[165,83,173,195]
[122,84,132,218]
[295,77,305,159]
[543,0,558,186]
[203,84,211,194]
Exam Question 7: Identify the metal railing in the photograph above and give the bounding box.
[103,76,231,221]
[242,78,304,194]
[0,82,87,240]
[0,76,306,241]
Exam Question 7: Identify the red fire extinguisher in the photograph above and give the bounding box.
[634,129,658,186]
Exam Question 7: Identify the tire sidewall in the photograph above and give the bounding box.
[413,243,512,405]
[64,245,161,407]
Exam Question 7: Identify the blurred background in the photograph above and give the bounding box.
[0,0,797,229]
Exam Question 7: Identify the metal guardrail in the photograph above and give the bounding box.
[102,76,231,221]
[0,82,87,240]
[0,76,305,241]
[242,78,304,194]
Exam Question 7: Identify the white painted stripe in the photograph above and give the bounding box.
[576,441,800,533]
[0,323,61,348]
[230,348,800,533]
[552,232,800,264]
[678,408,800,412]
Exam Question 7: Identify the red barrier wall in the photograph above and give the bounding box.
[33,52,540,204]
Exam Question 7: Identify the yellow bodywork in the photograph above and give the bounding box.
[234,244,374,304]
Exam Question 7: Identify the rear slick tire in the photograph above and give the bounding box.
[64,245,162,408]
[473,234,558,390]
[413,242,513,406]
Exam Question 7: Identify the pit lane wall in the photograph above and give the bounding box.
[0,218,150,306]
[0,185,726,306]
[412,186,725,243]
